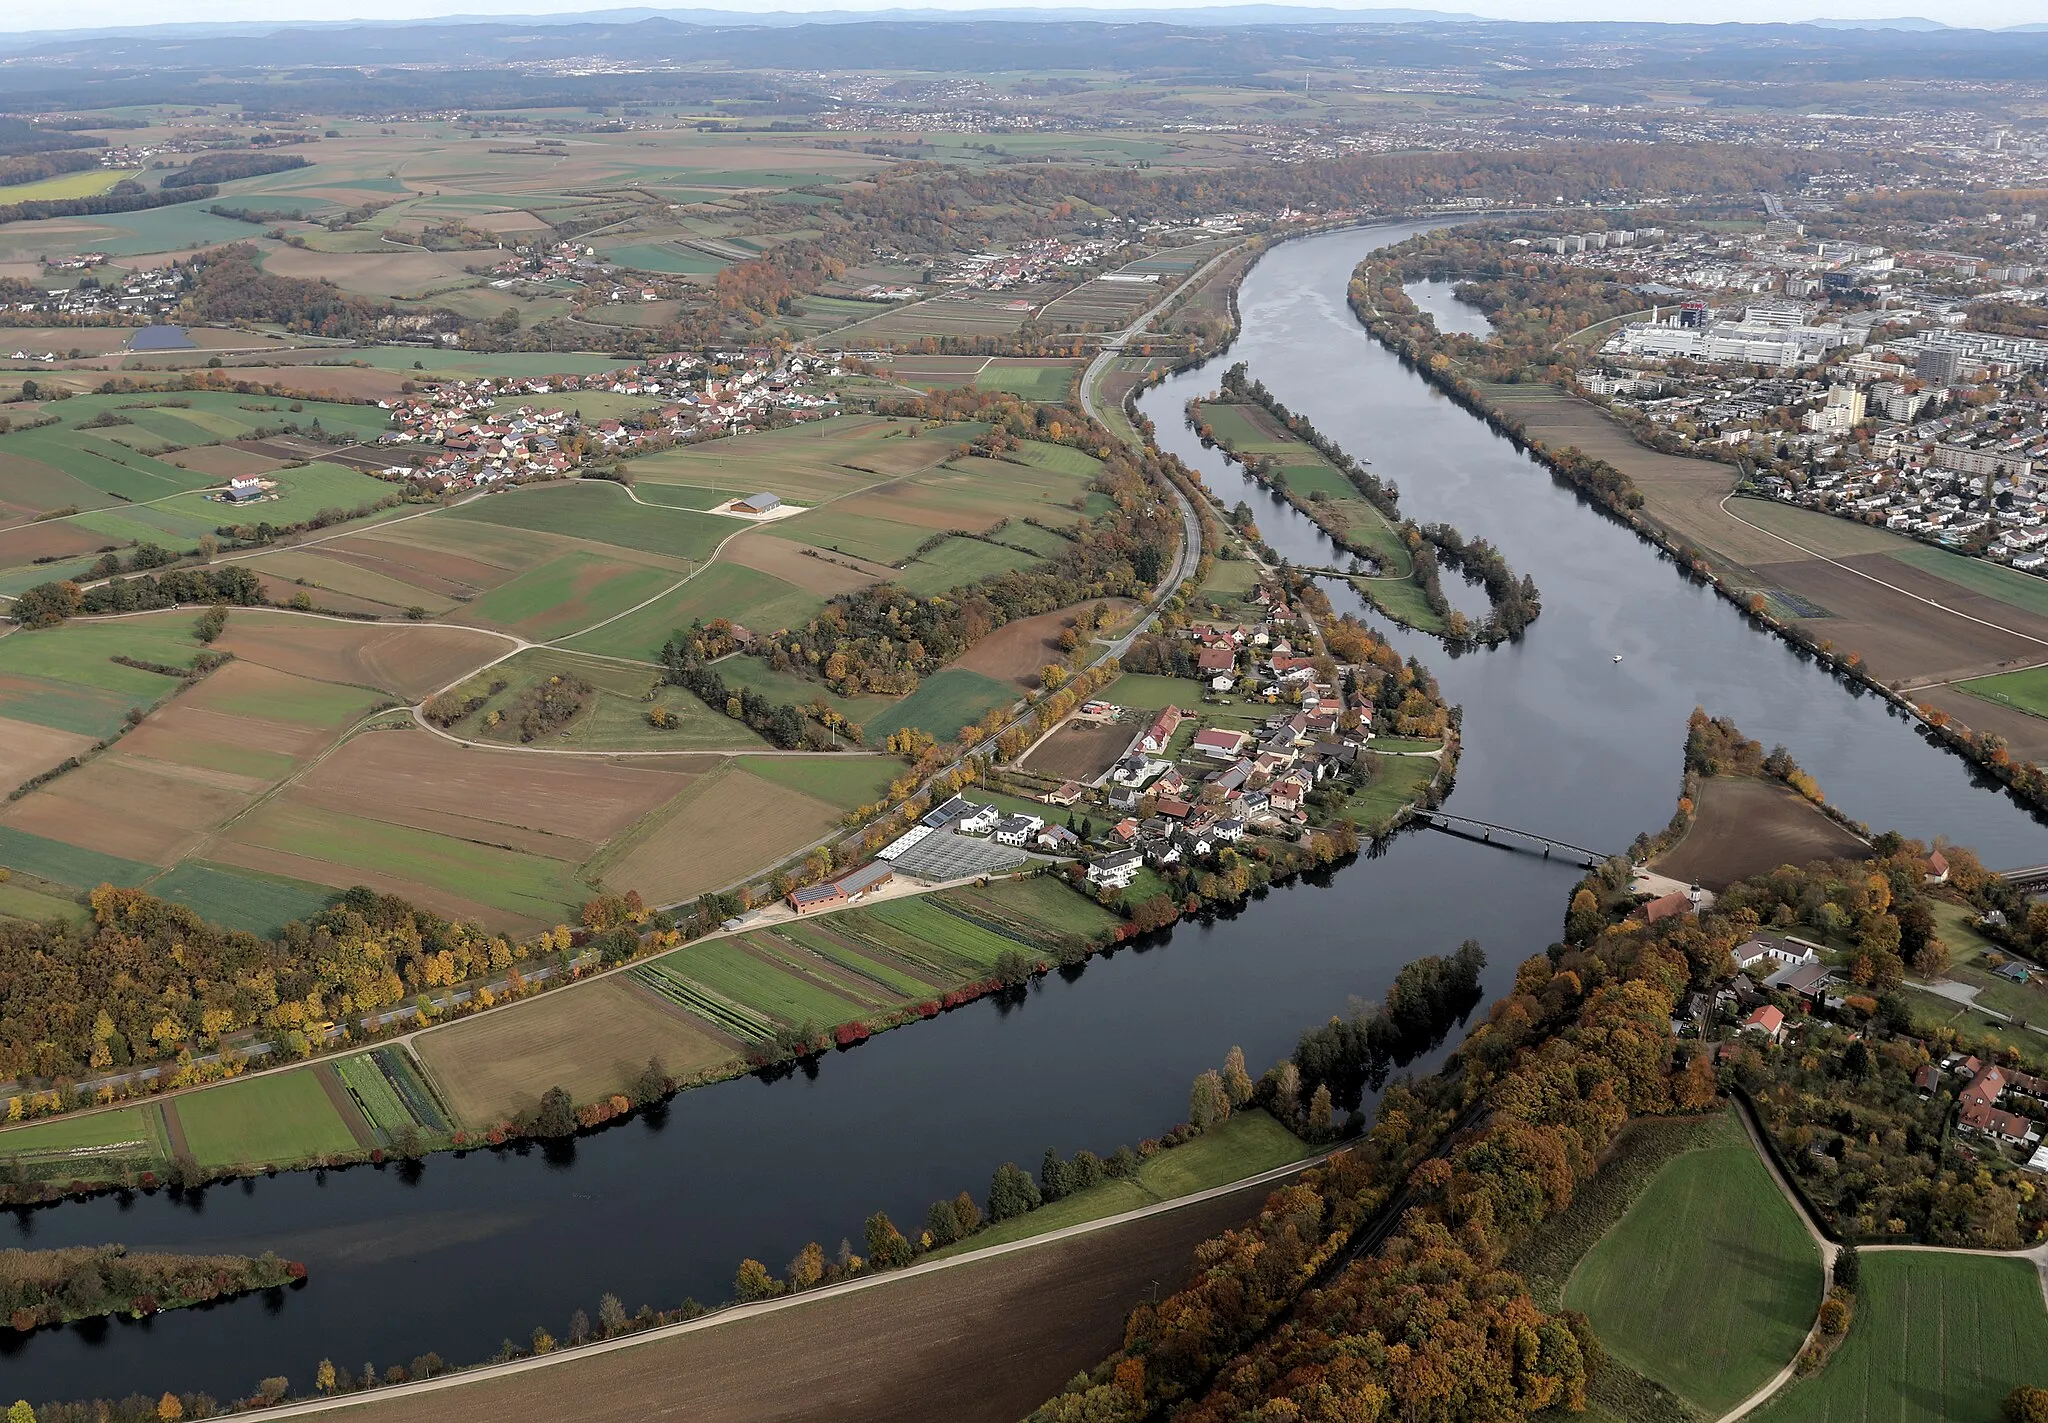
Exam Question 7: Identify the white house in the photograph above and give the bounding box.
[1087,849,1143,889]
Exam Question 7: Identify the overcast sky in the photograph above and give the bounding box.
[0,0,2028,36]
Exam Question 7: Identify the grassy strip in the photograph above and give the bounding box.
[929,1110,1311,1259]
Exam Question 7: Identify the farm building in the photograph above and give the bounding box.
[787,883,847,915]
[732,492,782,514]
[1191,728,1250,761]
[223,476,267,503]
[831,861,894,901]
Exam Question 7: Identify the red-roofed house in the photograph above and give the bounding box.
[1139,706,1185,754]
[1197,645,1236,675]
[1192,728,1250,761]
[1643,891,1694,924]
[1959,1099,2039,1146]
[1742,1005,1786,1042]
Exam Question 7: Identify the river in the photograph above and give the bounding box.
[8,221,2046,1409]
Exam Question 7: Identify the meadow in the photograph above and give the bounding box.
[1752,1253,2048,1423]
[1563,1112,1822,1414]
[168,1070,362,1169]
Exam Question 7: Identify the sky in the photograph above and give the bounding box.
[0,0,2034,36]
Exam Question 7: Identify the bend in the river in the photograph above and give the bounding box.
[6,221,2044,1410]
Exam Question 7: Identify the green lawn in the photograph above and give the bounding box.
[1103,673,1205,710]
[941,874,1118,940]
[1956,664,2048,720]
[171,1070,361,1168]
[1337,756,1441,834]
[442,481,729,561]
[1753,1253,2048,1423]
[1565,1119,1823,1414]
[867,667,1016,741]
[933,1110,1309,1257]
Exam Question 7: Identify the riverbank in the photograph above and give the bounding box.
[1344,238,2048,831]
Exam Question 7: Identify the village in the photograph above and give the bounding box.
[373,348,843,491]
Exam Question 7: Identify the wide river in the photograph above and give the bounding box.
[9,222,2048,1407]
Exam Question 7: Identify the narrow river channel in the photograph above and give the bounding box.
[8,221,2047,1408]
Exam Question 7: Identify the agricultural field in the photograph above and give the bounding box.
[0,1102,169,1185]
[866,666,1016,741]
[1652,775,1868,892]
[430,647,757,752]
[586,759,850,906]
[1562,1109,1822,1415]
[1021,718,1135,783]
[441,480,730,562]
[415,975,743,1127]
[554,559,830,661]
[168,1069,363,1169]
[1751,1253,2048,1423]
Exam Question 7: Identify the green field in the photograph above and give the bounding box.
[159,462,397,528]
[867,666,1015,741]
[0,878,89,925]
[940,874,1118,941]
[171,1071,361,1168]
[1564,1114,1822,1414]
[855,896,1023,970]
[443,481,730,561]
[0,1104,165,1159]
[933,1110,1309,1257]
[653,939,865,1025]
[1889,544,2048,621]
[768,508,937,565]
[1339,756,1442,834]
[601,243,730,275]
[1103,672,1205,710]
[731,754,896,809]
[467,550,679,640]
[0,826,156,890]
[894,535,1043,595]
[231,802,587,925]
[1956,664,2048,719]
[0,168,139,201]
[974,363,1079,401]
[1753,1253,2048,1423]
[143,862,334,936]
[554,561,826,660]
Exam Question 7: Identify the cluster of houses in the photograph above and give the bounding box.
[8,260,186,325]
[372,351,841,492]
[1667,926,2048,1171]
[937,236,1128,291]
[1919,1054,2047,1163]
[1082,686,1373,889]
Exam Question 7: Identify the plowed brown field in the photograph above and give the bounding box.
[722,532,890,595]
[327,1176,1290,1423]
[216,613,510,700]
[0,716,95,793]
[293,734,705,858]
[415,976,740,1126]
[1653,776,1867,891]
